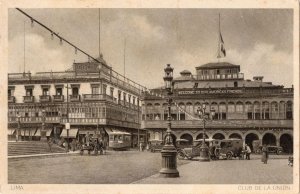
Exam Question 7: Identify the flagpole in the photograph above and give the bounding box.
[217,13,221,62]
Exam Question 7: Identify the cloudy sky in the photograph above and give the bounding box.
[8,8,293,88]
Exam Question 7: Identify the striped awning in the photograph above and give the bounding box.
[20,129,37,136]
[7,128,16,135]
[60,128,78,138]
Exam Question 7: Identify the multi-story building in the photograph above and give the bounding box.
[8,55,147,148]
[141,62,293,153]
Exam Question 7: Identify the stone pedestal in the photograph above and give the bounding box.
[199,144,210,162]
[40,130,47,141]
[159,144,179,178]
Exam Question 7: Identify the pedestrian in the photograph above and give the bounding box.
[245,144,251,160]
[139,142,143,152]
[71,139,76,152]
[261,144,269,164]
[47,137,53,152]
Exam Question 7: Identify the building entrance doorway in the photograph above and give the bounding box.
[262,133,276,146]
[245,133,259,151]
[280,134,293,153]
[180,134,193,145]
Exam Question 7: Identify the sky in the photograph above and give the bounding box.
[8,8,293,88]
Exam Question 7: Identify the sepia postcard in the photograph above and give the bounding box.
[0,0,299,194]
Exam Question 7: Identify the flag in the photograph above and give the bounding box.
[219,32,226,57]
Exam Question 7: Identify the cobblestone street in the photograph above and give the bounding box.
[8,151,292,184]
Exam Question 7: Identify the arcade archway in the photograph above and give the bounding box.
[280,134,293,153]
[262,133,277,146]
[196,133,209,140]
[180,133,193,145]
[229,133,242,139]
[245,133,259,151]
[212,133,225,140]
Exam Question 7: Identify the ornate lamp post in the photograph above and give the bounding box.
[16,114,21,142]
[197,104,215,161]
[41,109,47,141]
[159,64,179,178]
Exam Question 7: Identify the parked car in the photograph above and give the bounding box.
[216,139,243,160]
[177,138,218,160]
[148,139,163,152]
[255,145,283,155]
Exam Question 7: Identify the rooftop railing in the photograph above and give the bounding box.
[196,73,244,80]
[8,68,147,95]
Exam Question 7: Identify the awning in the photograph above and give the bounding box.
[24,129,37,136]
[60,128,78,138]
[78,130,97,135]
[34,129,41,136]
[8,129,16,135]
[46,128,53,136]
[105,128,131,135]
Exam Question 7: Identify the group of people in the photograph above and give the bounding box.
[242,144,269,164]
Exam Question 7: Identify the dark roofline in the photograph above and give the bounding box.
[196,62,240,70]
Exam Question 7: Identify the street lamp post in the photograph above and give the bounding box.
[16,114,21,142]
[197,104,215,162]
[159,64,179,178]
[65,82,70,152]
[41,109,47,141]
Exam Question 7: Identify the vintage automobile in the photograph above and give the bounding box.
[80,137,104,155]
[148,139,164,152]
[216,138,243,160]
[255,145,283,155]
[177,138,243,160]
[177,138,218,160]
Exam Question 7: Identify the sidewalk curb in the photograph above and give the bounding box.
[8,151,80,159]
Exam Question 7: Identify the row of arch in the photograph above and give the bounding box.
[156,131,293,153]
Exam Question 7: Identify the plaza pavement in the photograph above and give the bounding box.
[132,155,293,184]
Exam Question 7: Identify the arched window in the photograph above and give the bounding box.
[262,102,269,119]
[219,102,226,120]
[210,102,219,120]
[194,102,201,113]
[286,101,293,119]
[271,102,278,119]
[154,132,160,140]
[186,102,193,114]
[245,102,253,119]
[227,102,235,113]
[178,102,185,121]
[253,101,260,119]
[279,101,285,119]
[236,101,243,113]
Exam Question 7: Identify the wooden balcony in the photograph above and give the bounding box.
[8,96,15,103]
[141,119,293,129]
[70,95,81,102]
[8,116,61,123]
[61,118,107,125]
[23,96,34,103]
[53,95,64,102]
[83,94,114,102]
[39,95,51,102]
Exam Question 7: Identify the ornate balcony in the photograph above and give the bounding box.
[53,95,64,102]
[23,96,34,103]
[69,95,81,102]
[8,96,15,103]
[40,95,51,102]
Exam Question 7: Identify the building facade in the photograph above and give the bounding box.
[8,56,147,148]
[141,62,293,153]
